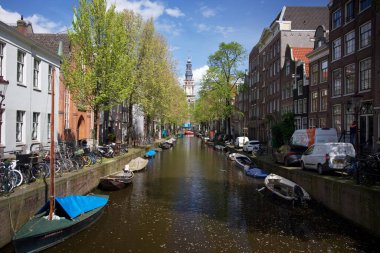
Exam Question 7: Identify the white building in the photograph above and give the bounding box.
[0,19,60,154]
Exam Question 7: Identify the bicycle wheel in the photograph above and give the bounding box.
[11,169,23,187]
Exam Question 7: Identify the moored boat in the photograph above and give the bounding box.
[128,157,149,172]
[264,173,311,202]
[245,167,268,178]
[234,154,254,169]
[145,150,156,158]
[98,170,134,191]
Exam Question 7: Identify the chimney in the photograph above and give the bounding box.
[16,15,33,35]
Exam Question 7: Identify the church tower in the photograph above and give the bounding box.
[183,58,195,104]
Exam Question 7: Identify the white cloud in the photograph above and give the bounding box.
[165,7,184,18]
[215,26,235,37]
[169,46,180,52]
[156,20,182,36]
[109,0,165,20]
[193,65,209,85]
[195,23,210,32]
[200,6,216,18]
[0,6,66,33]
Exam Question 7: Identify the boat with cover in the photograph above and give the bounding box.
[234,154,254,169]
[128,157,149,172]
[264,173,311,202]
[145,150,156,158]
[245,167,268,178]
[12,67,109,253]
[98,170,134,191]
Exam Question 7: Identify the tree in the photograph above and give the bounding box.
[196,42,246,135]
[271,112,295,148]
[62,0,135,144]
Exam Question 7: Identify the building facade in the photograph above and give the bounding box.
[0,19,60,154]
[328,0,379,151]
[306,25,330,129]
[247,6,329,142]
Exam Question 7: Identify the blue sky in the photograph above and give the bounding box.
[0,0,328,87]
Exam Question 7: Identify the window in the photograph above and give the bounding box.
[33,59,40,88]
[309,118,317,128]
[285,60,290,76]
[332,69,342,96]
[32,112,40,141]
[16,111,25,142]
[311,91,318,112]
[64,90,70,129]
[298,100,303,115]
[360,22,371,49]
[319,118,326,128]
[332,104,342,133]
[332,38,341,60]
[320,60,328,82]
[0,42,4,76]
[345,1,354,23]
[303,98,307,113]
[295,118,301,130]
[360,58,371,91]
[311,64,318,85]
[294,100,298,114]
[344,64,355,94]
[302,117,308,129]
[332,9,342,29]
[48,65,52,92]
[297,80,303,96]
[320,89,328,111]
[344,31,355,55]
[47,113,51,139]
[17,51,25,84]
[360,0,372,12]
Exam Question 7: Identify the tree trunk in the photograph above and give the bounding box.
[127,98,134,145]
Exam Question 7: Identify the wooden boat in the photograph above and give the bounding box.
[13,195,108,253]
[12,70,109,253]
[98,170,134,191]
[128,157,149,172]
[245,167,268,178]
[235,154,254,169]
[264,173,311,202]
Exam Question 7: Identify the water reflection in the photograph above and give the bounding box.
[12,137,379,252]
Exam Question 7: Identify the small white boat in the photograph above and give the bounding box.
[228,152,245,161]
[264,174,311,202]
[214,145,225,151]
[128,157,149,172]
[234,154,253,170]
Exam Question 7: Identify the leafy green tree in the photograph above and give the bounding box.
[195,42,246,135]
[62,0,134,143]
[271,112,295,148]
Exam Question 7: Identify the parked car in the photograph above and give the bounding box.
[300,142,356,174]
[243,140,260,152]
[273,145,307,166]
[235,136,249,148]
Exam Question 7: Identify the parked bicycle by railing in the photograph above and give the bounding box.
[344,153,380,186]
[0,160,23,194]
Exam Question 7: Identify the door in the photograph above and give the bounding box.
[360,115,373,152]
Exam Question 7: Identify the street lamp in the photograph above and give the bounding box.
[0,75,9,158]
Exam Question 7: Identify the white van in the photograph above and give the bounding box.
[300,142,355,174]
[235,136,249,148]
[291,128,337,147]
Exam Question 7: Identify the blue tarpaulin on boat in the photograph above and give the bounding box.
[55,195,108,219]
[145,150,156,157]
[245,167,268,178]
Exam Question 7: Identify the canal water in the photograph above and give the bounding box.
[6,137,379,252]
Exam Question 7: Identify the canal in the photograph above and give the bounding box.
[7,137,379,252]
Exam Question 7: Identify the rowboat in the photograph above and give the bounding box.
[128,157,149,172]
[264,173,311,202]
[98,170,134,191]
[245,167,268,178]
[234,154,254,169]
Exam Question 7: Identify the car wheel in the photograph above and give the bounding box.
[317,164,324,175]
[301,161,306,170]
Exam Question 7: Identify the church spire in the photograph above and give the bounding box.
[185,57,193,81]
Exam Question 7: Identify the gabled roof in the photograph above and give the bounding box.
[281,6,329,30]
[27,33,70,56]
[292,47,313,78]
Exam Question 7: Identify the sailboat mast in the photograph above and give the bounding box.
[49,67,56,220]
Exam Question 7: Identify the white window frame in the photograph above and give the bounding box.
[17,50,25,84]
[344,64,355,94]
[285,60,290,76]
[48,65,52,92]
[47,113,51,140]
[320,60,328,83]
[32,112,40,141]
[311,91,318,113]
[344,31,355,55]
[359,0,372,12]
[33,58,40,89]
[297,80,303,96]
[303,98,307,114]
[320,89,328,112]
[302,117,308,129]
[332,38,341,61]
[359,58,371,91]
[16,111,25,143]
[0,42,4,77]
[359,22,371,49]
[332,9,342,30]
[332,104,342,133]
[332,69,342,97]
[345,0,354,23]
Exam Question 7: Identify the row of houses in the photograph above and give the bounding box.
[234,0,380,152]
[0,17,144,155]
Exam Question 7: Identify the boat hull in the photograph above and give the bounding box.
[12,202,106,253]
[98,177,132,191]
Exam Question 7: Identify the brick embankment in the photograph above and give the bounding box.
[0,148,146,248]
[249,153,380,238]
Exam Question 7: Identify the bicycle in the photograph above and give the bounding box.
[0,160,23,194]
